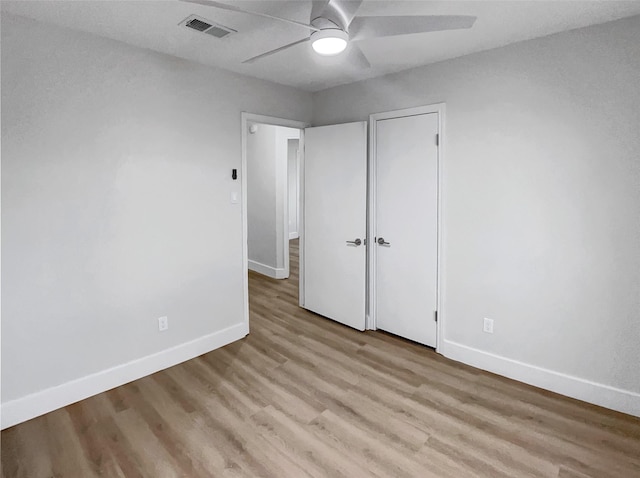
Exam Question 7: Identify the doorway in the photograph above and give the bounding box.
[288,138,300,241]
[246,122,300,280]
[241,113,307,326]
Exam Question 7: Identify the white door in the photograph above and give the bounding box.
[303,122,367,331]
[375,113,439,346]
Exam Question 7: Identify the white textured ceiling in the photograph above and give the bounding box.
[3,0,640,92]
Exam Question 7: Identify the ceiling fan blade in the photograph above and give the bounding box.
[329,0,364,28]
[312,0,363,30]
[310,0,331,22]
[349,15,477,41]
[346,43,370,69]
[181,0,320,32]
[243,38,310,64]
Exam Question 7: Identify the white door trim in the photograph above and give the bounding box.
[298,130,305,307]
[241,113,308,328]
[368,103,446,352]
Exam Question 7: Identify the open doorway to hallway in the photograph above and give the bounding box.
[246,123,300,281]
[240,112,307,332]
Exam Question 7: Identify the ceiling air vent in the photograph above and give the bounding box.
[181,15,236,39]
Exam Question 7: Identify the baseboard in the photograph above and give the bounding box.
[1,322,248,430]
[440,339,640,418]
[365,313,373,331]
[289,232,299,240]
[248,260,287,279]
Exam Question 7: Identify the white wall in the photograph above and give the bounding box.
[0,13,312,427]
[288,139,300,239]
[313,15,640,415]
[247,124,299,277]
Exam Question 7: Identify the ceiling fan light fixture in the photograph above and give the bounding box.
[311,29,348,56]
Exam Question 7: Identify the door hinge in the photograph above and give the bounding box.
[434,310,438,322]
[435,134,439,146]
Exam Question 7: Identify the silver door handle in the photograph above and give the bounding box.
[377,237,390,246]
[346,238,362,246]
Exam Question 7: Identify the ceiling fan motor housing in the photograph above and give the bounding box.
[310,28,349,56]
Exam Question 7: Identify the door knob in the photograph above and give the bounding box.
[346,238,362,246]
[377,237,390,246]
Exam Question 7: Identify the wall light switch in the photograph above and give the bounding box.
[231,191,239,204]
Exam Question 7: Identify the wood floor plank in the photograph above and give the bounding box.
[310,409,439,478]
[45,409,99,478]
[250,405,368,478]
[66,401,128,477]
[112,408,185,478]
[2,239,640,477]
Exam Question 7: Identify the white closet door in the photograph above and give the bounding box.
[375,113,439,346]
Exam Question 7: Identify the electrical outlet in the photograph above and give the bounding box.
[158,316,169,332]
[483,318,494,334]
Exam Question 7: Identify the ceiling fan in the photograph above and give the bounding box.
[181,0,477,68]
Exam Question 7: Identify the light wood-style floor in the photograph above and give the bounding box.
[2,239,640,477]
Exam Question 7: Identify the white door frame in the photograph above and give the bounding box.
[368,103,446,352]
[241,113,308,327]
